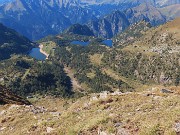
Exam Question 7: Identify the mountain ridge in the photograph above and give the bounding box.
[0,0,179,40]
[0,22,32,60]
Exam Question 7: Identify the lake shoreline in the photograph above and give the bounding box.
[39,44,49,59]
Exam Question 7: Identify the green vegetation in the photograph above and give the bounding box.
[0,23,33,60]
[53,43,132,93]
[0,57,72,97]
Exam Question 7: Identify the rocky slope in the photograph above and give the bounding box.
[159,4,180,20]
[125,3,167,26]
[0,86,180,134]
[110,18,180,85]
[113,20,152,47]
[0,85,31,105]
[88,11,130,38]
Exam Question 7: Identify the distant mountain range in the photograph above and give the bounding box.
[0,0,179,40]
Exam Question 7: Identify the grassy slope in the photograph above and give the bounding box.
[0,86,180,135]
[122,18,180,53]
[1,19,179,135]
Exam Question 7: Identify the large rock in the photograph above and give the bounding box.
[0,85,31,105]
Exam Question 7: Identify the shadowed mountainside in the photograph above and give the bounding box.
[0,85,31,105]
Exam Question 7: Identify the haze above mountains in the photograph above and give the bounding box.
[0,0,179,40]
[1,0,179,6]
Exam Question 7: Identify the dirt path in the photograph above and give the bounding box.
[39,44,49,59]
[64,67,82,91]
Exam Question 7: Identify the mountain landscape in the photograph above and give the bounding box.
[0,0,179,40]
[0,0,180,134]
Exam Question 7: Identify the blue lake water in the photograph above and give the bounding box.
[28,48,46,60]
[102,39,113,47]
[71,40,113,47]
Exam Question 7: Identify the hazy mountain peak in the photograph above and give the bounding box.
[0,0,179,40]
[4,0,26,11]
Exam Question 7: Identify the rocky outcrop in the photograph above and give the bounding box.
[65,24,94,36]
[113,20,151,47]
[88,11,130,38]
[0,85,31,105]
[125,3,167,26]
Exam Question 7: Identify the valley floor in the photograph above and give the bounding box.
[0,86,180,135]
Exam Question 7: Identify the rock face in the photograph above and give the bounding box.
[0,85,31,105]
[88,11,130,38]
[125,3,167,26]
[113,20,151,47]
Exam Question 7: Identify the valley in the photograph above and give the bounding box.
[0,0,179,135]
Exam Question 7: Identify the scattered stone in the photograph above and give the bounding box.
[151,87,157,91]
[30,106,47,114]
[99,91,108,99]
[160,89,173,94]
[114,122,122,127]
[0,127,6,131]
[135,108,141,111]
[143,93,152,97]
[117,128,130,135]
[174,122,180,133]
[83,102,90,108]
[29,125,38,132]
[50,112,61,117]
[98,131,108,135]
[26,96,33,99]
[111,91,122,96]
[0,117,13,123]
[8,105,20,110]
[153,96,162,100]
[91,96,98,101]
[98,130,115,135]
[46,127,54,133]
[0,110,6,115]
[109,113,114,117]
